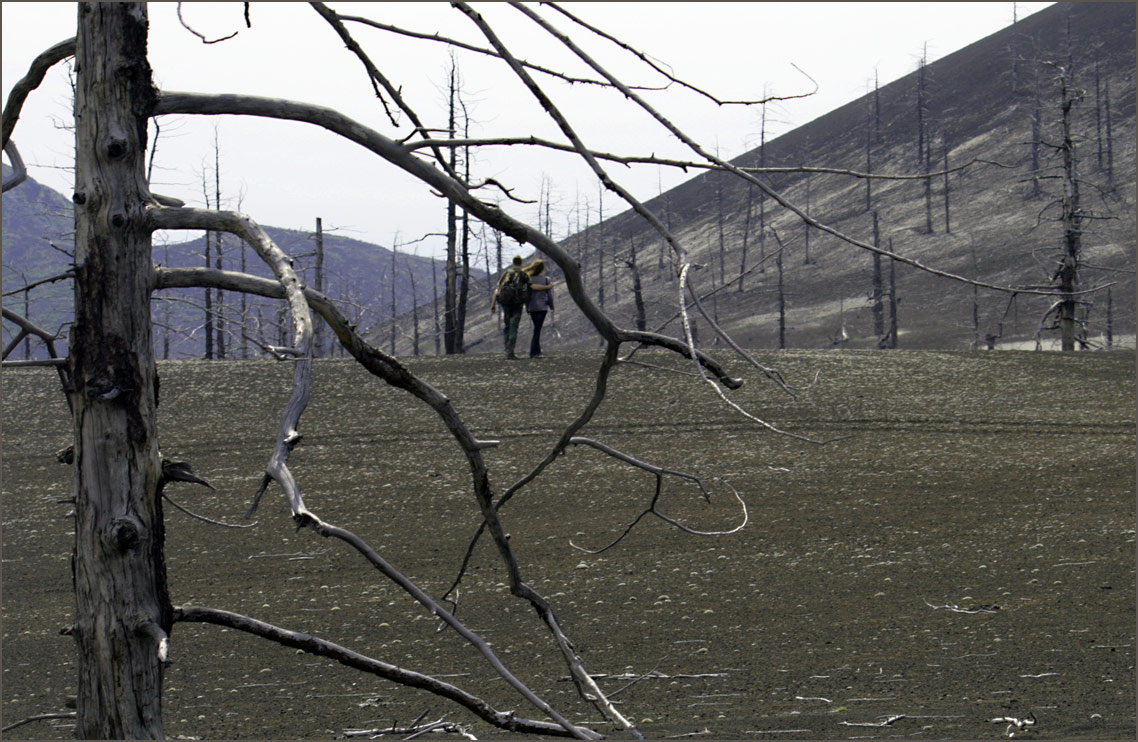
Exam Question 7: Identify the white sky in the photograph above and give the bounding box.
[3,2,1052,262]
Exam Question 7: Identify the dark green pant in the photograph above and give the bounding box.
[501,302,524,358]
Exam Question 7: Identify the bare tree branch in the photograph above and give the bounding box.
[156,264,629,737]
[566,436,748,554]
[175,2,239,44]
[509,2,1054,298]
[2,37,75,147]
[3,140,28,191]
[403,135,1009,181]
[542,2,818,106]
[152,91,741,385]
[333,9,663,91]
[173,606,598,739]
[147,207,315,519]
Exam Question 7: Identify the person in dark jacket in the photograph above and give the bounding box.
[523,259,554,358]
[490,256,527,360]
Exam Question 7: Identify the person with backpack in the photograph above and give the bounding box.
[524,259,553,358]
[490,255,549,360]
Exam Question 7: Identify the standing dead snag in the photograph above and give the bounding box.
[68,4,168,738]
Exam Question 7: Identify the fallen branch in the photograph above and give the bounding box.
[174,605,596,738]
[0,712,77,734]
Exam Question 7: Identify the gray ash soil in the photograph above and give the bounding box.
[2,349,1134,739]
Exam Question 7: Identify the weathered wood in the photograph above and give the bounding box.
[70,4,168,738]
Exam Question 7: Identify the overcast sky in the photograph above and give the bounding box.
[3,2,1052,263]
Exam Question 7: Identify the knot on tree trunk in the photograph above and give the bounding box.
[107,515,143,552]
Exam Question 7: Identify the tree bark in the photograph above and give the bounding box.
[871,211,884,338]
[1058,68,1082,351]
[70,3,169,738]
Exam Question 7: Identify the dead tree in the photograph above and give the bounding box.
[3,3,1067,738]
[1055,63,1084,350]
[444,59,460,354]
[871,210,885,339]
[620,236,647,332]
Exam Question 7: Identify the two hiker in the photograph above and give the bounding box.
[489,256,554,360]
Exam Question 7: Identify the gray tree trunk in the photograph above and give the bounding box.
[1058,68,1082,351]
[70,3,170,738]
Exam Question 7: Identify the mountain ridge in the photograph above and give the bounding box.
[415,1,1134,355]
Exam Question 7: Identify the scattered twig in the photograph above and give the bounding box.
[839,714,906,728]
[924,598,1000,613]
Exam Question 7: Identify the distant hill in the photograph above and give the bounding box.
[4,2,1133,362]
[399,1,1135,355]
[1,166,478,359]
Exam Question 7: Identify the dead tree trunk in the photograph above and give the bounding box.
[408,257,420,356]
[1057,66,1083,351]
[871,210,884,339]
[887,238,899,349]
[432,261,441,355]
[923,135,934,233]
[622,237,646,332]
[776,246,786,349]
[443,59,459,354]
[213,130,225,360]
[70,3,170,737]
[314,217,325,358]
[737,183,754,291]
[941,133,951,233]
[390,243,398,355]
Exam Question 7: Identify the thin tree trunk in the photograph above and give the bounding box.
[203,205,213,359]
[443,62,458,354]
[456,102,473,353]
[71,4,169,737]
[737,184,753,291]
[626,237,645,332]
[871,211,884,339]
[409,258,420,356]
[213,129,225,360]
[314,217,324,358]
[596,184,605,312]
[1058,68,1082,351]
[887,238,898,348]
[942,133,950,233]
[1106,287,1113,348]
[390,244,398,355]
[776,246,785,350]
[924,135,934,234]
[432,261,441,355]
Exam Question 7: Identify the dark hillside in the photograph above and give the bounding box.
[416,2,1134,355]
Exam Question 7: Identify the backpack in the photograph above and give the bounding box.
[497,267,530,306]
